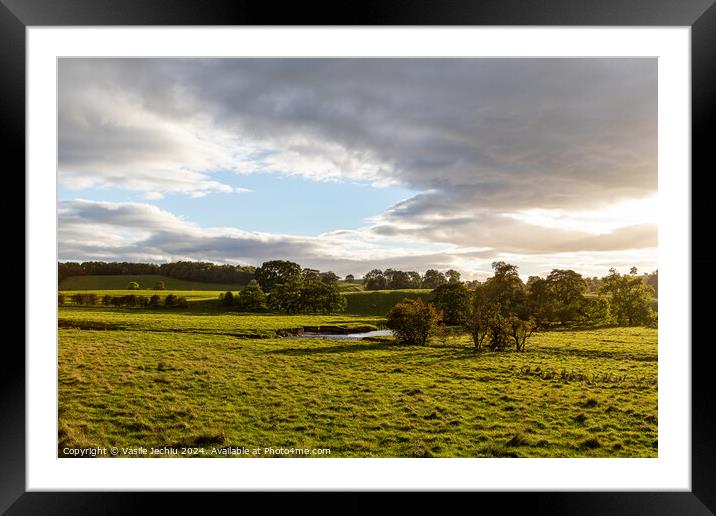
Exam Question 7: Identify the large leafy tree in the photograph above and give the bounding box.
[481,262,536,351]
[364,269,387,290]
[406,271,423,289]
[545,269,587,324]
[422,269,447,289]
[446,269,461,284]
[255,260,303,292]
[384,269,412,289]
[527,269,588,325]
[299,281,346,314]
[267,277,304,314]
[599,268,655,326]
[431,281,471,325]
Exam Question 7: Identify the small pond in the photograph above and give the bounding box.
[287,329,393,340]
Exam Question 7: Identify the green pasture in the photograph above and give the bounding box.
[59,274,247,292]
[344,289,433,316]
[58,306,657,458]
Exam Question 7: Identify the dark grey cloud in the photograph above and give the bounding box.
[58,58,657,266]
[59,58,656,204]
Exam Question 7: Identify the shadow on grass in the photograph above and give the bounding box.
[267,341,398,355]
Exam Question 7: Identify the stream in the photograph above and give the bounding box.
[286,329,393,340]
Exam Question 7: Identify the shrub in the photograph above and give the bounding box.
[149,294,162,307]
[164,294,178,307]
[501,315,537,352]
[102,294,113,306]
[127,281,140,290]
[387,298,443,345]
[221,291,235,307]
[58,293,66,306]
[177,296,189,308]
[237,280,267,312]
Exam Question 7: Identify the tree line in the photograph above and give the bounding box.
[388,262,657,351]
[59,293,189,308]
[363,268,464,290]
[58,261,256,285]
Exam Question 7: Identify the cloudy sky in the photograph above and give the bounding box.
[58,58,657,280]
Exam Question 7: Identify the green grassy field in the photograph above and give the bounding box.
[344,289,433,316]
[59,287,433,316]
[58,306,657,458]
[59,274,248,292]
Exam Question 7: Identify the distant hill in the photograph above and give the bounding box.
[59,274,248,292]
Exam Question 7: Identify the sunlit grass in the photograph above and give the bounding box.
[58,308,657,458]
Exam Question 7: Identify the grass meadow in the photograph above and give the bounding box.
[58,305,657,458]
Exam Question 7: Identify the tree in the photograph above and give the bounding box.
[480,262,529,350]
[406,271,423,289]
[422,269,447,289]
[237,280,267,312]
[644,270,658,297]
[319,271,339,285]
[299,281,347,314]
[164,294,178,307]
[463,283,498,351]
[127,281,140,290]
[58,293,66,306]
[221,291,235,307]
[431,282,471,325]
[177,296,189,308]
[384,269,412,289]
[154,281,165,290]
[364,269,387,290]
[268,277,303,314]
[302,268,322,284]
[545,269,587,320]
[502,315,537,352]
[599,268,655,326]
[483,262,526,316]
[446,269,461,284]
[345,274,355,283]
[149,294,162,307]
[387,298,443,346]
[102,294,113,306]
[526,276,553,324]
[580,296,612,326]
[255,260,303,292]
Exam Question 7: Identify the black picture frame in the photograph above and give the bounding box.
[5,0,715,513]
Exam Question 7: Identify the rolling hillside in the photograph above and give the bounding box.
[59,274,248,292]
[343,289,433,316]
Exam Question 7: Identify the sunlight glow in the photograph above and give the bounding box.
[508,195,658,235]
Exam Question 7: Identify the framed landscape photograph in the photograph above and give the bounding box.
[9,0,716,513]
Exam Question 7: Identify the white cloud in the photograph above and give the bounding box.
[59,199,657,279]
[58,59,658,271]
